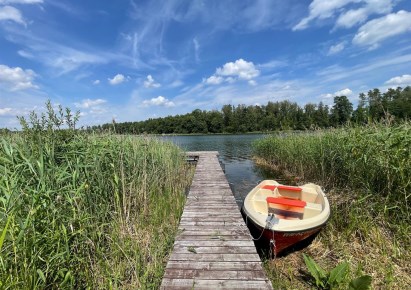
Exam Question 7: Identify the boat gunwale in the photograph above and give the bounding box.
[242,205,330,234]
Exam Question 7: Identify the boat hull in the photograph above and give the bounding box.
[242,208,324,255]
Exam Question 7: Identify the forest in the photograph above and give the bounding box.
[92,86,411,134]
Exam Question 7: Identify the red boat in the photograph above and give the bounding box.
[242,180,330,255]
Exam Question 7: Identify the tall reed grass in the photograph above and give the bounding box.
[253,123,411,288]
[0,109,191,288]
[254,123,411,224]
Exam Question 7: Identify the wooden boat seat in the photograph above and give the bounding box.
[265,197,322,219]
[266,197,306,208]
[262,184,319,203]
[262,185,302,192]
[266,197,306,219]
[262,184,302,200]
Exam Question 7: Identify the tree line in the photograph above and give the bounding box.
[92,86,411,134]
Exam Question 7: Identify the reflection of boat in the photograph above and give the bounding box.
[242,180,330,255]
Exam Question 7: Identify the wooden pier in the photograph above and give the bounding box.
[161,152,273,289]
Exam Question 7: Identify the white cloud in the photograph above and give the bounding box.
[321,93,334,99]
[328,42,345,55]
[143,74,161,88]
[204,59,260,86]
[258,59,287,70]
[0,5,25,25]
[293,0,395,31]
[216,59,259,80]
[293,0,360,30]
[93,79,100,85]
[204,75,223,85]
[0,108,13,116]
[320,88,353,100]
[52,51,106,75]
[5,28,111,74]
[193,37,200,62]
[334,88,353,96]
[108,74,125,85]
[142,96,175,107]
[225,77,236,84]
[335,0,393,29]
[0,64,37,91]
[385,74,411,86]
[336,8,369,29]
[170,80,184,88]
[17,50,33,58]
[353,10,411,47]
[248,80,257,86]
[0,0,43,3]
[74,98,106,109]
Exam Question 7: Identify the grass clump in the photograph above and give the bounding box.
[0,102,192,289]
[253,123,411,289]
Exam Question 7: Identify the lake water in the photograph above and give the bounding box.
[160,134,279,206]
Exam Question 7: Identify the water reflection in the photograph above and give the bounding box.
[160,134,279,206]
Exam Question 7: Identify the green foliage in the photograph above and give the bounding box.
[330,95,353,126]
[88,86,411,135]
[303,254,328,288]
[0,102,191,288]
[303,254,371,290]
[0,214,11,251]
[348,275,372,290]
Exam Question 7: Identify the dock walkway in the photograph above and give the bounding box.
[161,151,273,289]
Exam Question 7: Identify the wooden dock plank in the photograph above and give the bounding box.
[163,269,268,280]
[175,229,251,236]
[173,240,255,247]
[166,261,263,271]
[172,246,257,254]
[161,151,272,290]
[169,253,262,262]
[161,279,272,290]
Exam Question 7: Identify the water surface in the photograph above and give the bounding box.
[161,134,279,205]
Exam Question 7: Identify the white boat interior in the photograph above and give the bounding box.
[243,180,330,232]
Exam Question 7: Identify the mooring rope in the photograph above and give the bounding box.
[245,214,267,241]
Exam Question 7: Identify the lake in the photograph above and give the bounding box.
[160,134,279,206]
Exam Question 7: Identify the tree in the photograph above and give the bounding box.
[222,105,234,132]
[89,86,411,134]
[314,102,330,128]
[330,96,353,126]
[303,103,317,129]
[352,93,368,124]
[367,88,384,121]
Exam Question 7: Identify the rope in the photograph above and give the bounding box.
[245,213,278,243]
[270,226,276,259]
[245,214,267,241]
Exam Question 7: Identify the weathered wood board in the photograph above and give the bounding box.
[160,151,273,290]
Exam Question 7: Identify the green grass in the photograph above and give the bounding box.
[0,129,192,289]
[253,123,411,289]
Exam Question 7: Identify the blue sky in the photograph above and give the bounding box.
[1,0,411,128]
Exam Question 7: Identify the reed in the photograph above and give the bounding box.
[254,123,411,223]
[0,108,192,289]
[253,123,411,288]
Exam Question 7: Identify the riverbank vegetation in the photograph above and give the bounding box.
[92,86,411,134]
[253,123,411,289]
[0,103,192,289]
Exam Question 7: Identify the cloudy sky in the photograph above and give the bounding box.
[1,0,411,128]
